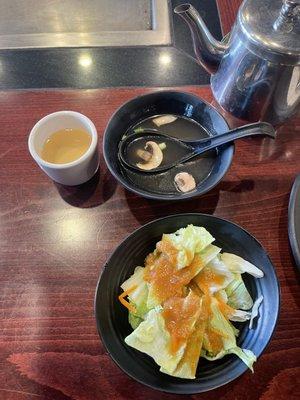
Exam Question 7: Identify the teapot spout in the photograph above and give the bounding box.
[174,3,227,74]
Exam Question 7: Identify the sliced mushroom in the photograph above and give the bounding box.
[136,148,152,163]
[136,141,163,171]
[174,172,196,193]
[152,115,177,127]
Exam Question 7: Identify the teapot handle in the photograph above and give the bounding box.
[273,0,300,31]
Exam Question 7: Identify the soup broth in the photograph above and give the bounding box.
[120,114,217,195]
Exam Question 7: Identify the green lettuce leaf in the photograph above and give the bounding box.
[121,266,149,318]
[146,244,221,309]
[201,296,256,371]
[194,256,234,294]
[128,312,143,330]
[202,347,256,372]
[221,253,264,278]
[229,321,240,337]
[125,307,185,374]
[203,296,237,354]
[161,296,207,379]
[198,245,222,266]
[161,225,214,270]
[229,309,251,322]
[217,289,228,303]
[225,274,253,310]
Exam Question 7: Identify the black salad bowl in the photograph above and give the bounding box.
[103,91,234,200]
[288,174,300,270]
[94,213,280,394]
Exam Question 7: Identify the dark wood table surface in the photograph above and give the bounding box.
[1,1,300,399]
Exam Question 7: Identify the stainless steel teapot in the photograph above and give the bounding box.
[175,0,300,124]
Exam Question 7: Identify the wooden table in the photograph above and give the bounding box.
[1,2,299,400]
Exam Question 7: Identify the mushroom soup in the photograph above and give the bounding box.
[119,114,217,195]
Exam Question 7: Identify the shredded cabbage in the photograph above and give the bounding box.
[249,296,264,329]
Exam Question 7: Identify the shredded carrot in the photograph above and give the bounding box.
[118,285,137,313]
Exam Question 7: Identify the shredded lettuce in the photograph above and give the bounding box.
[202,347,256,372]
[221,253,264,278]
[249,296,263,329]
[128,312,143,329]
[225,274,253,310]
[229,309,252,322]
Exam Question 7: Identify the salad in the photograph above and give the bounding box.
[118,225,264,379]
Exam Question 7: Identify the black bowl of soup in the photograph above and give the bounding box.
[103,91,234,200]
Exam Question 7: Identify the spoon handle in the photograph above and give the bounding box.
[190,122,276,155]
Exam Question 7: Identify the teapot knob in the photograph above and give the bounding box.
[274,0,300,31]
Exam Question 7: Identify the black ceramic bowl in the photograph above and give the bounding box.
[288,174,300,270]
[95,214,280,394]
[103,91,234,200]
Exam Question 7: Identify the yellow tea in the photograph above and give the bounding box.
[41,128,91,164]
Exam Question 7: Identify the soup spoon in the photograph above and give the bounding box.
[118,122,276,173]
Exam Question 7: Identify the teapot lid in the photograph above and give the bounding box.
[239,0,300,65]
